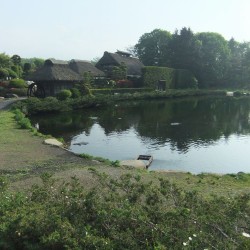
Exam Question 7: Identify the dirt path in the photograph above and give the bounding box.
[0,97,26,110]
[0,110,147,192]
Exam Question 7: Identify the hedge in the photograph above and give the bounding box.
[142,66,174,88]
[91,88,153,95]
[142,66,198,89]
[8,79,27,89]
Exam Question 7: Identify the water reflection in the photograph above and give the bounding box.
[30,97,250,173]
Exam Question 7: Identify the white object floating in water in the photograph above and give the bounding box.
[170,122,181,126]
[226,91,234,97]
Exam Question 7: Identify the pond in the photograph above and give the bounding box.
[30,96,250,174]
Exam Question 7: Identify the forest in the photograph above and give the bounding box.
[134,27,250,88]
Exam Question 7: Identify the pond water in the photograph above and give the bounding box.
[30,97,250,174]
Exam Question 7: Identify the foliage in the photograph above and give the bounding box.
[13,109,33,129]
[134,27,250,88]
[142,66,174,88]
[8,79,27,88]
[135,29,172,66]
[111,63,127,81]
[13,90,226,115]
[0,53,11,68]
[0,172,249,249]
[142,66,198,89]
[0,68,9,79]
[196,32,231,87]
[174,69,198,89]
[56,89,72,101]
[70,88,81,99]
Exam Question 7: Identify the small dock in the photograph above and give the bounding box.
[120,155,153,169]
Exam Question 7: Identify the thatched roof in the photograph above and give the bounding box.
[96,51,144,77]
[27,59,104,82]
[69,60,105,77]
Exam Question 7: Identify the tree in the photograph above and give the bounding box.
[195,32,231,87]
[169,27,202,82]
[0,53,11,68]
[11,54,22,77]
[111,63,127,81]
[134,29,172,66]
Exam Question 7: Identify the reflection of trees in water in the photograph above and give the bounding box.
[135,97,250,152]
[30,111,95,142]
[31,97,250,153]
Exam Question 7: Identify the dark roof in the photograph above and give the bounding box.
[69,60,105,76]
[96,51,144,76]
[27,59,104,82]
[27,59,81,81]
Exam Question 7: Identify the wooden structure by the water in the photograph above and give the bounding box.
[26,59,104,98]
[120,155,153,169]
[137,155,153,168]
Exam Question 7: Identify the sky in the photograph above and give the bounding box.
[1,0,250,61]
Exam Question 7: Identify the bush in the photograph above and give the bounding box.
[70,88,81,98]
[8,88,27,96]
[0,68,9,79]
[56,89,72,101]
[13,109,32,129]
[0,172,249,249]
[8,79,27,89]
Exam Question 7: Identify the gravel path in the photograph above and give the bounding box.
[0,98,26,110]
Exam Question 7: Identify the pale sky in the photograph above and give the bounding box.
[1,0,250,61]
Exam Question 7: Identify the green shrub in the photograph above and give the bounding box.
[8,88,27,96]
[7,69,18,78]
[0,172,249,249]
[8,79,27,88]
[0,68,9,79]
[13,109,32,129]
[70,88,81,98]
[56,89,72,101]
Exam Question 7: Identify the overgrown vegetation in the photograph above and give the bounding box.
[0,172,249,249]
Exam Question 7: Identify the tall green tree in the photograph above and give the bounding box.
[169,27,201,80]
[135,29,172,66]
[195,32,230,87]
[0,53,11,68]
[11,54,22,77]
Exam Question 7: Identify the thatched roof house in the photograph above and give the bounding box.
[28,59,81,82]
[69,59,105,77]
[96,51,144,78]
[27,59,104,97]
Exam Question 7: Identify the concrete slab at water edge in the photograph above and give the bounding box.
[44,138,64,147]
[120,160,146,169]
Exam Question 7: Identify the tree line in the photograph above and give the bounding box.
[134,27,250,88]
[0,53,44,80]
